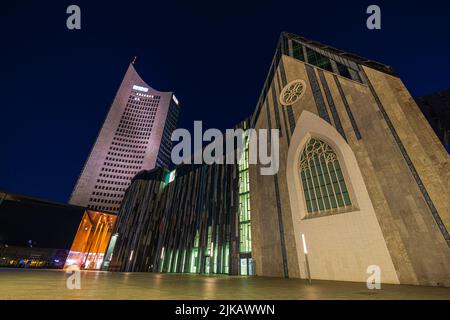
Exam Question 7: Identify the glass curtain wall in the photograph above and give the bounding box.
[238,129,254,275]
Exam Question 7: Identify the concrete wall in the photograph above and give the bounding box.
[69,64,174,213]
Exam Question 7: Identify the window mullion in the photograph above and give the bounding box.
[316,153,332,210]
[304,167,317,213]
[331,160,345,206]
[311,155,325,211]
[324,158,338,208]
[307,165,321,214]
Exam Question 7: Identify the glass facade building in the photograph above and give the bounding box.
[108,119,253,276]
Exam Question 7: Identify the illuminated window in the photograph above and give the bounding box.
[189,231,200,273]
[299,138,351,216]
[239,133,251,253]
[132,84,149,92]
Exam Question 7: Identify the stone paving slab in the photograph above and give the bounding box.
[0,268,449,300]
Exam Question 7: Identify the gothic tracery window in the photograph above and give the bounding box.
[299,138,351,216]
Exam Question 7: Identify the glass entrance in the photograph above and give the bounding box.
[239,257,254,276]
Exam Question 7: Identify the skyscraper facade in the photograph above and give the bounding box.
[69,63,180,213]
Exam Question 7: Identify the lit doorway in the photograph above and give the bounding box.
[240,256,255,276]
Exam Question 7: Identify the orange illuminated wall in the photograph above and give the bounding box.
[64,210,117,270]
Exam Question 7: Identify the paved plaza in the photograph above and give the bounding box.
[0,269,449,300]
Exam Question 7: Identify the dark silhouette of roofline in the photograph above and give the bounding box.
[283,32,397,77]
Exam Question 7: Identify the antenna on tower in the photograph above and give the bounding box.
[131,55,137,65]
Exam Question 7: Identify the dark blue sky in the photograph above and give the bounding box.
[1,1,449,203]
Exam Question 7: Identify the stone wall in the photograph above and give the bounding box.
[250,54,450,286]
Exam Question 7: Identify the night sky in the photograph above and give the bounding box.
[1,1,449,203]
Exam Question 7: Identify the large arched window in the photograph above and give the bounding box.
[299,138,351,216]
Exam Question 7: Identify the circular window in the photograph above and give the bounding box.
[279,79,306,106]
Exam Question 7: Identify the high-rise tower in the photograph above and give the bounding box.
[69,62,180,213]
